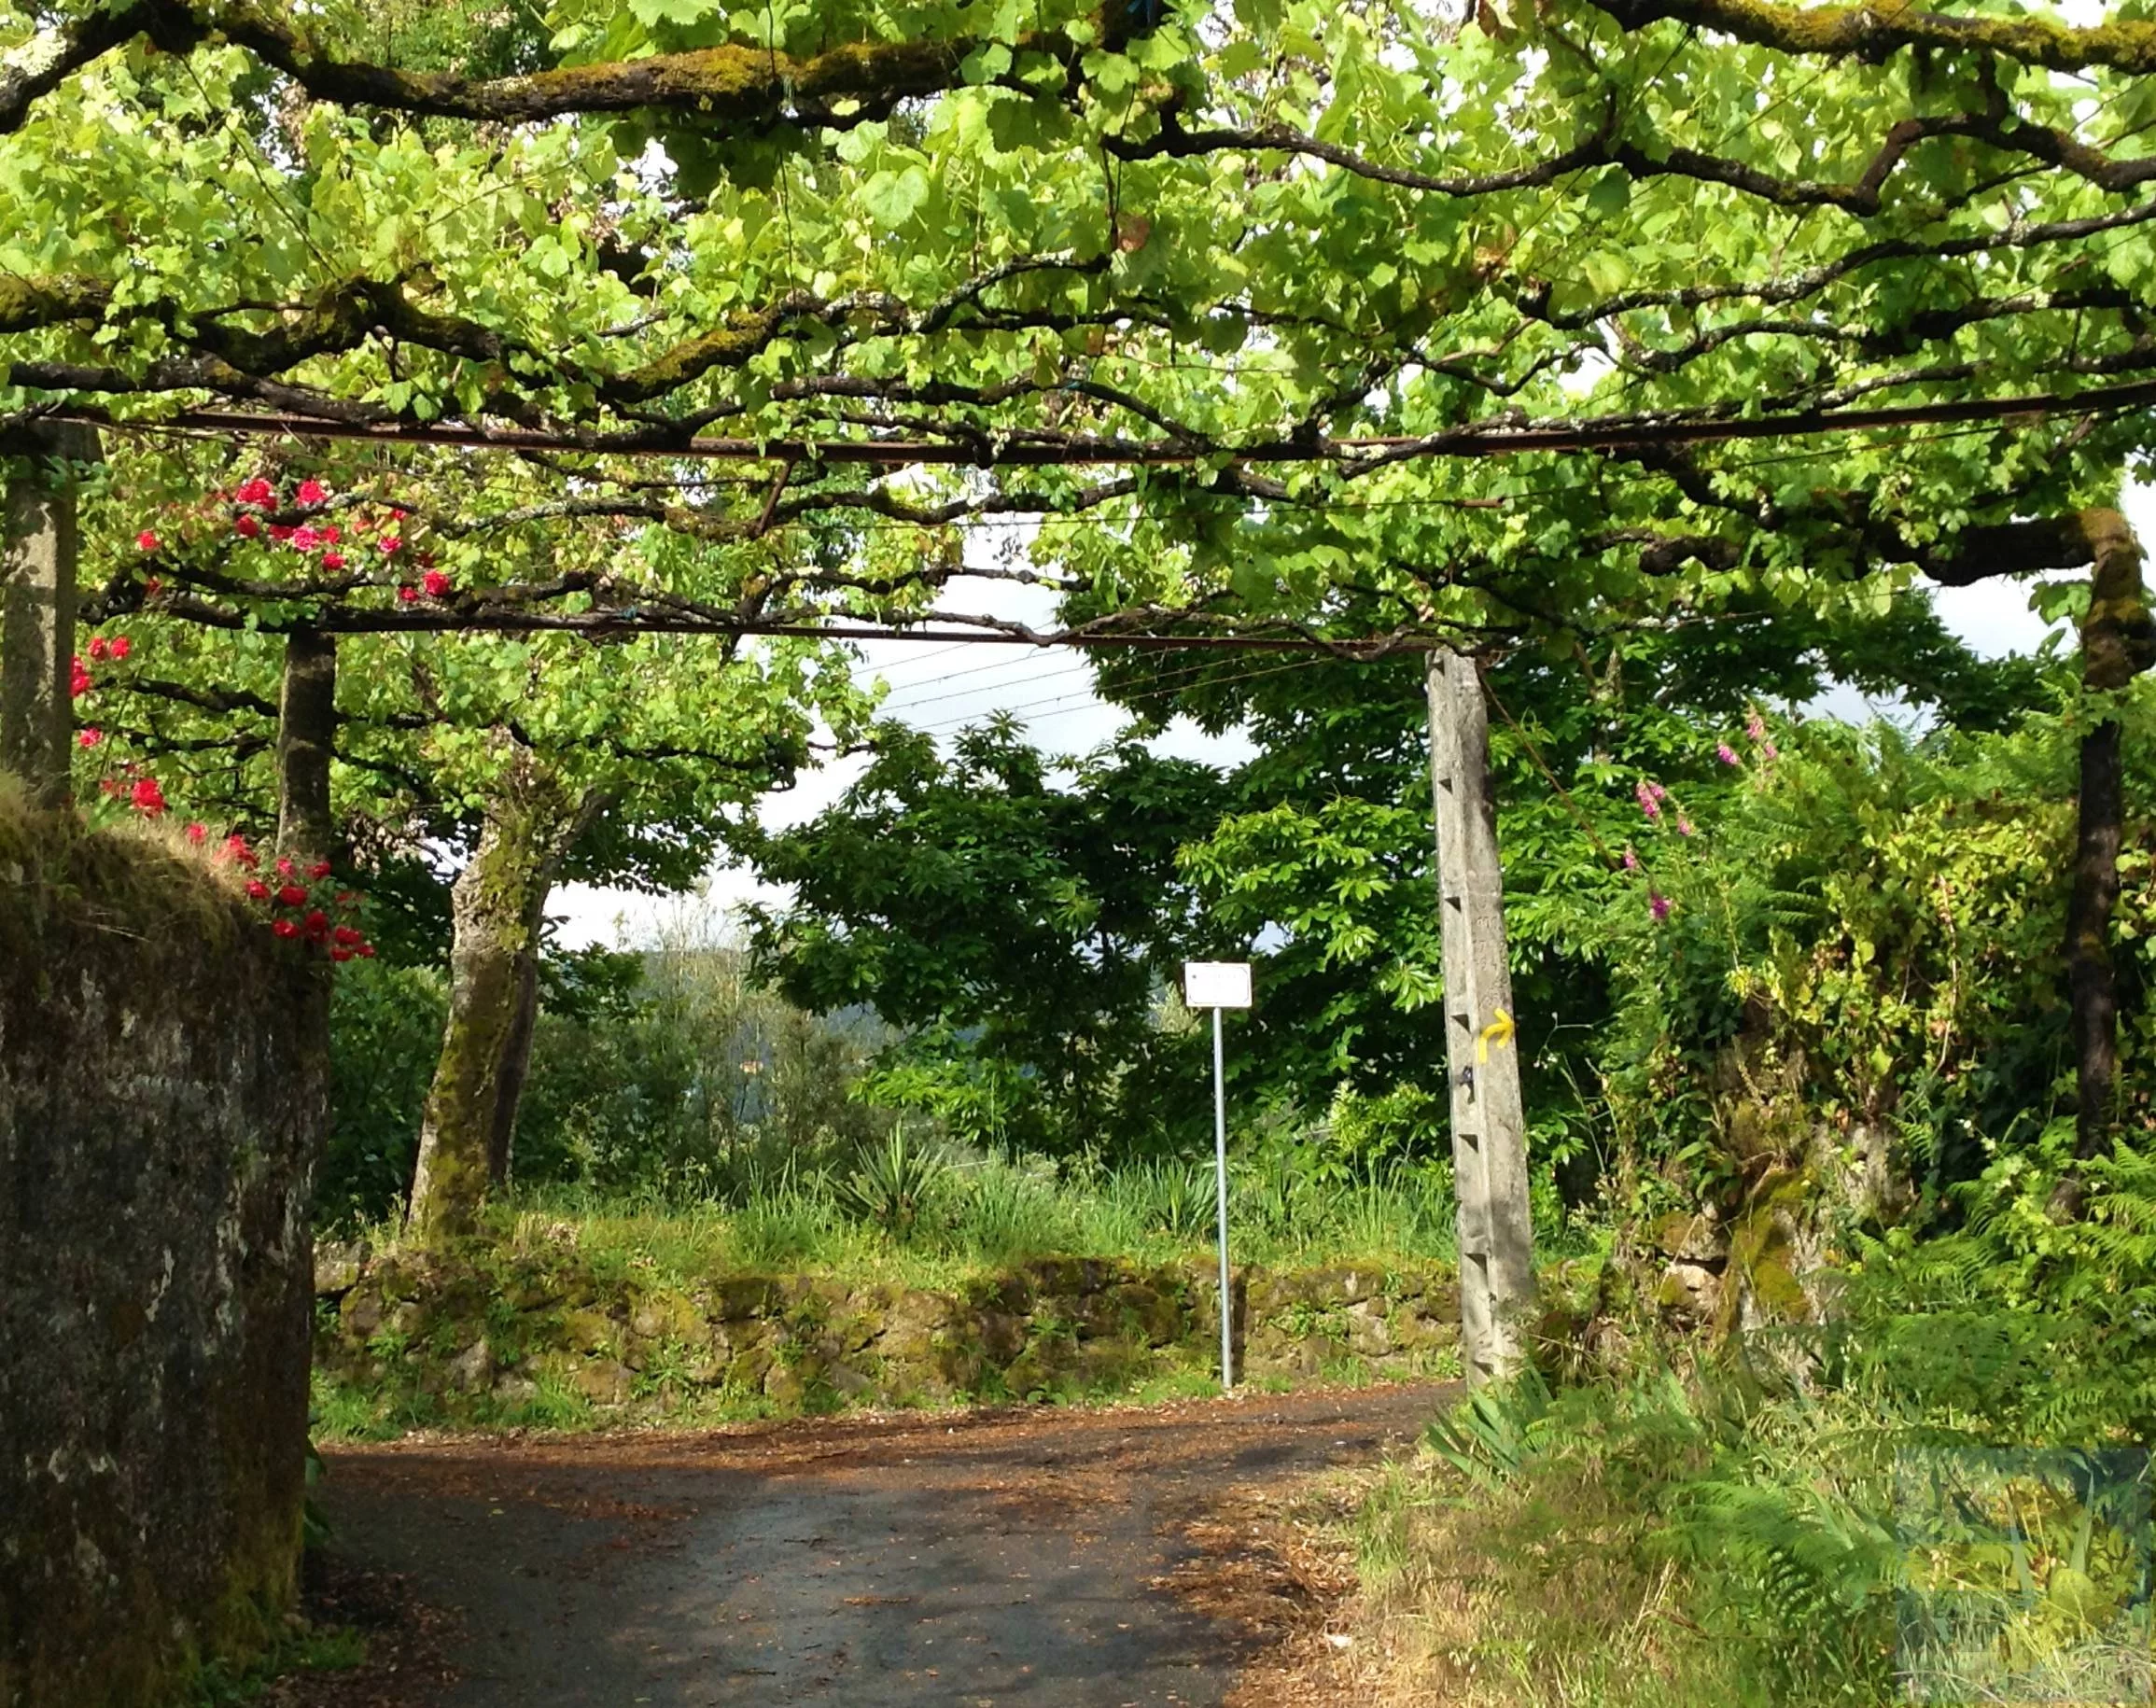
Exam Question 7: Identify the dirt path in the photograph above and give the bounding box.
[311,1381,1451,1707]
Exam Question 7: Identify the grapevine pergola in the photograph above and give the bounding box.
[5,0,2156,1329]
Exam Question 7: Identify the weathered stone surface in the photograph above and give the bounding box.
[445,1340,496,1393]
[1344,1300,1393,1357]
[342,1286,386,1342]
[557,1307,620,1355]
[726,1344,776,1393]
[1389,1308,1456,1352]
[877,1289,951,1363]
[711,1274,780,1319]
[1658,1261,1723,1323]
[1650,1211,1728,1264]
[974,1309,1026,1365]
[629,1290,705,1346]
[314,1239,369,1296]
[316,1249,1464,1422]
[1,805,327,1707]
[1096,1282,1183,1346]
[570,1359,633,1405]
[764,1360,818,1408]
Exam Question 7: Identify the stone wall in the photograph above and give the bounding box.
[315,1240,1461,1424]
[0,800,327,1707]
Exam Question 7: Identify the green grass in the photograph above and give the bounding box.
[312,1152,1462,1443]
[445,1150,1456,1298]
[187,1624,366,1706]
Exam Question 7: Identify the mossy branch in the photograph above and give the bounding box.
[1,0,1135,137]
[1581,0,2156,77]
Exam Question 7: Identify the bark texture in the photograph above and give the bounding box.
[406,756,594,1243]
[1922,506,2154,1207]
[2065,511,2156,1174]
[0,424,95,803]
[274,628,337,861]
[1425,646,1536,1384]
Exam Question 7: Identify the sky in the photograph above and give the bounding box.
[550,479,2156,951]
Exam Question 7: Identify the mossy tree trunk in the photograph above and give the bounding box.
[1929,509,2155,1205]
[0,423,96,805]
[2065,512,2156,1178]
[274,628,337,861]
[406,753,599,1244]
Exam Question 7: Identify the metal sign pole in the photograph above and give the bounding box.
[1212,1002,1232,1391]
[1184,959,1251,1394]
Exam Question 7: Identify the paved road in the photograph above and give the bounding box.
[317,1383,1450,1707]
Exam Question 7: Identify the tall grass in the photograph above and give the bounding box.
[361,1141,1457,1292]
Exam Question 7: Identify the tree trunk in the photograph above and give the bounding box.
[1930,508,2153,1218]
[1,425,96,805]
[2063,511,2154,1183]
[486,920,543,1186]
[275,628,337,861]
[1425,646,1536,1384]
[406,757,592,1244]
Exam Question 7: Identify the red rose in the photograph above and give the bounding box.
[272,919,301,939]
[245,880,271,901]
[87,636,108,661]
[275,857,294,876]
[396,585,417,604]
[144,577,162,595]
[235,477,273,508]
[234,514,261,539]
[333,925,363,946]
[130,777,166,816]
[296,478,328,507]
[185,822,206,844]
[291,526,320,552]
[268,524,295,544]
[357,943,376,959]
[321,525,342,544]
[109,636,130,661]
[223,833,258,868]
[330,946,355,962]
[135,529,160,552]
[321,552,346,571]
[421,570,452,598]
[307,861,332,879]
[70,660,91,697]
[276,883,307,906]
[303,911,329,941]
[380,536,402,555]
[77,727,102,749]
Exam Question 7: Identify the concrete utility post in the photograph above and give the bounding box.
[1424,645,1536,1385]
[1,424,98,803]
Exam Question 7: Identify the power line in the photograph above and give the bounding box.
[876,655,1096,716]
[910,651,1334,735]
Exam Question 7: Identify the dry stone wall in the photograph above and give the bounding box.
[0,805,327,1708]
[316,1244,1461,1422]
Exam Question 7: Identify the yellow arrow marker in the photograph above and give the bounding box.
[1476,1007,1516,1065]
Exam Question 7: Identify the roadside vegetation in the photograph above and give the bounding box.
[1316,688,2156,1706]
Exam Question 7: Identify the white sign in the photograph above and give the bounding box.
[1183,960,1253,1010]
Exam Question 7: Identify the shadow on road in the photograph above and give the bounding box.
[316,1381,1454,1707]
